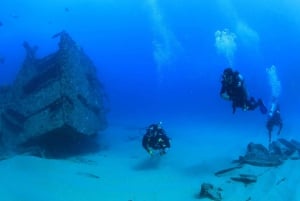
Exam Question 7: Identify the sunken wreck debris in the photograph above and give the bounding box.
[0,31,107,157]
[234,138,300,167]
[198,183,222,201]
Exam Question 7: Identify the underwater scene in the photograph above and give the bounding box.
[0,0,300,200]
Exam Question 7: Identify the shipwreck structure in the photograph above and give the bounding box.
[0,31,108,157]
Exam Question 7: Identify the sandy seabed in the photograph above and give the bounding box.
[0,121,299,201]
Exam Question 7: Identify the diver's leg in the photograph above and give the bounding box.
[257,98,267,114]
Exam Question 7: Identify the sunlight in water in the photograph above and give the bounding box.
[147,0,180,82]
[236,20,260,48]
[215,28,237,66]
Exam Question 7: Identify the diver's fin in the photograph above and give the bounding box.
[258,99,267,114]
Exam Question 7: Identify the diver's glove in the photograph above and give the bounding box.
[221,92,230,100]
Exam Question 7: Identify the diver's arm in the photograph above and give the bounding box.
[236,74,244,87]
[220,85,230,100]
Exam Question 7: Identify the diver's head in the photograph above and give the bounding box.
[224,67,233,74]
[222,68,234,84]
[148,124,158,130]
[148,122,162,130]
[157,121,163,129]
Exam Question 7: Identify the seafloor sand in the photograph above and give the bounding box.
[0,121,299,201]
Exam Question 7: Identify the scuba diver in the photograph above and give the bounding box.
[220,68,268,114]
[266,99,283,143]
[142,123,171,156]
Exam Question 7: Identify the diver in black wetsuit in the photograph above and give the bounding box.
[142,123,171,156]
[266,100,283,143]
[220,68,267,114]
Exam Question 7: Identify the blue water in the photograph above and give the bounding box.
[0,0,299,137]
[1,2,300,200]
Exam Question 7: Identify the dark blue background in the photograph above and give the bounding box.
[0,0,299,127]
